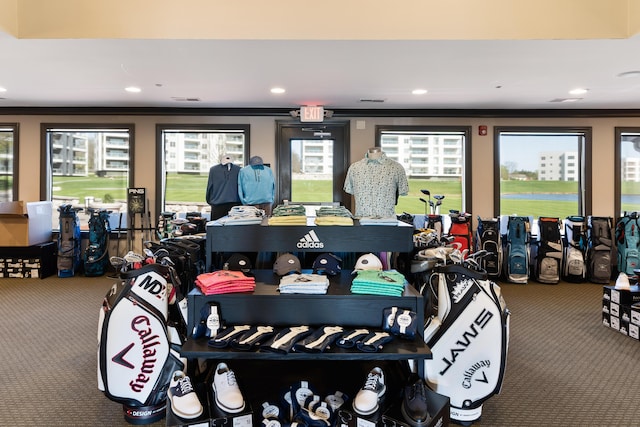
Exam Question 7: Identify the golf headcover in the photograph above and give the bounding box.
[97,263,184,407]
[423,264,510,424]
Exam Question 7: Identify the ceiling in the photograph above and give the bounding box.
[3,32,640,111]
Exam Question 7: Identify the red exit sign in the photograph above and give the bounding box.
[300,105,324,122]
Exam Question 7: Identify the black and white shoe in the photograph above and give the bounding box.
[168,371,204,419]
[352,367,386,415]
[212,362,245,413]
[401,375,431,427]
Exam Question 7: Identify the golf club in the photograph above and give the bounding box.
[421,190,434,215]
[434,195,445,215]
[419,198,429,216]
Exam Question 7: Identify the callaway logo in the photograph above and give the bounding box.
[462,359,491,389]
[297,230,324,249]
[451,278,474,303]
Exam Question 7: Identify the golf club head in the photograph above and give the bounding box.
[421,189,431,196]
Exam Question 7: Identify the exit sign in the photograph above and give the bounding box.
[300,106,324,122]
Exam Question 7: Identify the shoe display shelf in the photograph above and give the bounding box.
[179,220,442,425]
[602,285,640,341]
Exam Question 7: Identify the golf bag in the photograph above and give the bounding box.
[615,212,640,275]
[503,216,531,283]
[534,217,563,284]
[563,216,587,282]
[57,204,82,277]
[448,211,473,258]
[84,208,111,277]
[475,217,502,278]
[97,263,186,424]
[587,216,614,283]
[423,263,510,425]
[425,214,444,240]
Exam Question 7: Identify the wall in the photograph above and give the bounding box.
[4,112,638,222]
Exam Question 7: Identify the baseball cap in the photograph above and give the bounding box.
[273,253,302,276]
[352,253,383,273]
[249,156,264,166]
[225,253,252,273]
[312,253,342,276]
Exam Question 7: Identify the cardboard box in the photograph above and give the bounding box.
[0,241,57,279]
[631,303,640,326]
[0,201,52,246]
[382,387,450,427]
[629,323,639,340]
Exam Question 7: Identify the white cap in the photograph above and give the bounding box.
[352,253,383,273]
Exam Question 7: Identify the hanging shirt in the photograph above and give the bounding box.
[206,163,241,206]
[238,164,276,205]
[344,152,409,218]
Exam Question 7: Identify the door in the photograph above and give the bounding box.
[276,121,351,211]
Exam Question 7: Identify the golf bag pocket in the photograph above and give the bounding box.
[382,306,417,339]
[589,246,612,284]
[564,246,586,282]
[97,264,182,407]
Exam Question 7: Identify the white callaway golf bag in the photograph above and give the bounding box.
[97,263,185,424]
[423,260,510,425]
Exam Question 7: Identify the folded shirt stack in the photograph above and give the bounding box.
[350,269,407,297]
[195,270,256,295]
[216,205,265,225]
[277,273,330,294]
[358,216,399,226]
[314,206,354,226]
[268,204,307,225]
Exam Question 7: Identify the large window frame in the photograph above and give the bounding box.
[0,123,18,202]
[155,124,250,217]
[375,125,472,215]
[40,123,134,229]
[615,127,640,218]
[494,126,592,218]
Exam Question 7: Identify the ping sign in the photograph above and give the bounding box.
[300,106,324,122]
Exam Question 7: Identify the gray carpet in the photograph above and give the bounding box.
[0,274,638,426]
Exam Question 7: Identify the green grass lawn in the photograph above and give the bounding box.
[52,174,640,217]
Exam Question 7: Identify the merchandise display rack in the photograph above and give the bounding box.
[186,221,431,376]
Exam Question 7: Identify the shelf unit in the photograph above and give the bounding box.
[185,220,430,376]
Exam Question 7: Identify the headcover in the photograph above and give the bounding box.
[274,253,302,276]
[312,253,342,276]
[352,253,383,273]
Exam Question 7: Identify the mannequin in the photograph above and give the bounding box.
[367,147,383,160]
[344,148,409,218]
[206,154,241,220]
[238,156,275,216]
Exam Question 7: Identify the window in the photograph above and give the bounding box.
[495,127,591,219]
[156,125,249,217]
[615,128,640,216]
[41,124,133,229]
[0,124,17,202]
[376,126,472,215]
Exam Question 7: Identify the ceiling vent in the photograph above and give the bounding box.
[549,98,582,103]
[171,97,201,102]
[359,98,385,103]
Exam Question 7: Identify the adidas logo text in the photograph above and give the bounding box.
[297,230,324,249]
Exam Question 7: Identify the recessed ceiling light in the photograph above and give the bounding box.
[0,87,6,92]
[617,70,640,78]
[561,98,581,103]
[412,89,428,95]
[125,86,141,93]
[270,87,285,94]
[569,88,588,95]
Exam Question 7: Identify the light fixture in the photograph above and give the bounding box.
[125,86,141,93]
[569,88,588,95]
[0,87,6,92]
[270,87,285,94]
[412,89,428,95]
